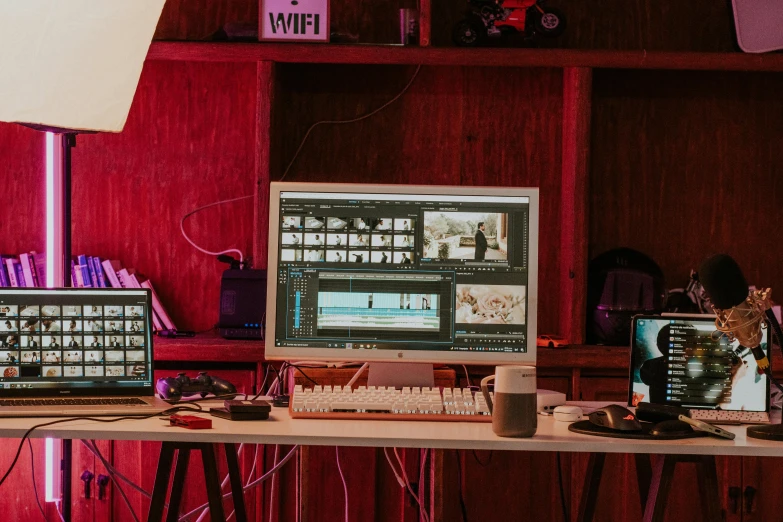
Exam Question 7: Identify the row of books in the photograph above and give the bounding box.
[1,252,177,333]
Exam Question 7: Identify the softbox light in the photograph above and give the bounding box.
[0,0,165,132]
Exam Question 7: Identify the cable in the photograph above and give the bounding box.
[346,363,369,388]
[54,501,66,522]
[335,447,349,522]
[418,449,428,518]
[556,452,569,522]
[0,406,201,490]
[268,445,280,522]
[81,440,152,499]
[28,440,47,522]
[383,448,406,487]
[180,194,252,263]
[178,445,300,521]
[279,65,423,182]
[394,448,429,522]
[462,365,472,387]
[285,363,319,386]
[454,450,468,522]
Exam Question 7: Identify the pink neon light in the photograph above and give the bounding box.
[45,438,55,501]
[45,132,55,288]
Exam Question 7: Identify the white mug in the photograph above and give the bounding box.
[481,365,537,438]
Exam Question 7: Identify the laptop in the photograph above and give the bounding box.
[0,288,170,417]
[629,314,771,424]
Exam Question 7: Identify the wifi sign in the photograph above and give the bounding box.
[260,0,330,42]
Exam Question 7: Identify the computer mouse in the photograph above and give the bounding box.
[649,419,694,437]
[588,404,642,431]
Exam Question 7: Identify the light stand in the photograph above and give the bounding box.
[44,129,78,522]
[746,310,783,440]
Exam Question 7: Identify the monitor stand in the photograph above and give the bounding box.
[367,362,435,389]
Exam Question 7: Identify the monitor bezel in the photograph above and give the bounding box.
[0,288,155,397]
[265,182,539,366]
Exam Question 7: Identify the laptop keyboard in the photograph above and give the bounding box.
[0,398,148,407]
[690,410,770,424]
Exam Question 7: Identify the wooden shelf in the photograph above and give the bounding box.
[153,333,263,362]
[147,41,783,71]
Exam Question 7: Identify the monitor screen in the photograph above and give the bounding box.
[0,289,153,395]
[265,183,539,364]
[629,315,769,412]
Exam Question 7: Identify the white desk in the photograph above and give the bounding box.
[3,402,780,522]
[3,401,782,457]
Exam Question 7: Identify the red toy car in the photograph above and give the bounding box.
[536,334,568,349]
[453,0,566,46]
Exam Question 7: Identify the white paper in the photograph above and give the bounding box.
[0,0,165,132]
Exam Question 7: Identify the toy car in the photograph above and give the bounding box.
[453,0,566,47]
[536,334,568,348]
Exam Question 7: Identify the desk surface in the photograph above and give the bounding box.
[3,402,783,457]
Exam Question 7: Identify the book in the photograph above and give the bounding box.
[32,252,46,288]
[77,255,94,288]
[0,257,11,287]
[85,256,100,288]
[92,257,107,288]
[5,258,20,287]
[101,259,123,288]
[70,260,77,287]
[19,253,35,287]
[12,260,26,287]
[140,278,176,331]
[117,268,137,289]
[73,265,86,287]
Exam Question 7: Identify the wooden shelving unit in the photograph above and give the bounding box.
[147,41,783,71]
[153,333,263,362]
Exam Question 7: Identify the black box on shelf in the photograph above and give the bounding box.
[218,268,266,340]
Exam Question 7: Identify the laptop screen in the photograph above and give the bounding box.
[0,289,153,397]
[629,315,770,412]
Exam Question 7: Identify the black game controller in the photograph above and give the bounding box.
[156,371,237,401]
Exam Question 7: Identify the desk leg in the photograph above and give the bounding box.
[201,444,227,522]
[696,456,721,522]
[224,443,248,522]
[576,452,606,522]
[643,455,677,522]
[165,448,191,522]
[635,454,652,511]
[148,442,177,522]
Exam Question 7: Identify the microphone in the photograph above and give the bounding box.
[698,254,772,370]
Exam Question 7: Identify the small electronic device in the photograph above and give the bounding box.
[156,372,237,401]
[211,400,272,421]
[629,314,771,424]
[678,414,736,440]
[649,419,694,437]
[219,268,267,340]
[224,399,272,413]
[552,405,583,422]
[537,389,566,413]
[169,414,213,429]
[635,402,690,424]
[588,405,642,431]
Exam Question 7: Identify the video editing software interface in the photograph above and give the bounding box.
[630,317,769,411]
[274,190,531,354]
[0,290,152,391]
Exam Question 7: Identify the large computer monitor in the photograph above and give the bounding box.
[265,183,539,366]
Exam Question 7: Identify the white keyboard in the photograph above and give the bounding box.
[290,385,492,422]
[690,409,770,425]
